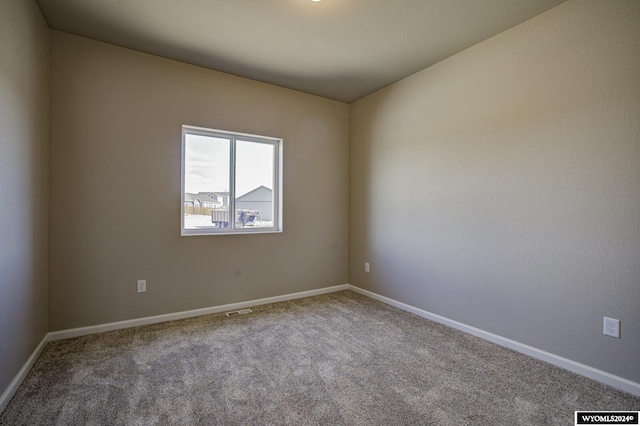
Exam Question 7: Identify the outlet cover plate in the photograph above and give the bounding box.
[603,317,620,338]
[137,280,146,293]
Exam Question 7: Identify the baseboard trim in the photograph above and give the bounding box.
[0,333,50,413]
[4,282,637,415]
[2,284,350,414]
[48,284,350,342]
[347,285,640,397]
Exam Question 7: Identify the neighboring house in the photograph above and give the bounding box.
[196,192,224,209]
[213,192,229,207]
[184,193,201,208]
[236,186,272,221]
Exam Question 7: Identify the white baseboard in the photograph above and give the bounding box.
[347,284,640,397]
[2,284,350,413]
[48,284,350,341]
[0,333,50,413]
[3,282,637,415]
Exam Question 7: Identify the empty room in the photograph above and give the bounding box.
[1,0,639,424]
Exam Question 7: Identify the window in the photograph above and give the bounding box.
[181,125,282,235]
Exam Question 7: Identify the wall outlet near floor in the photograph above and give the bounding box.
[365,262,370,273]
[137,280,146,293]
[603,317,620,338]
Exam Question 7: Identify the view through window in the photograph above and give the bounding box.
[181,126,282,235]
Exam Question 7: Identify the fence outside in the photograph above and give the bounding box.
[184,206,217,216]
[185,206,261,228]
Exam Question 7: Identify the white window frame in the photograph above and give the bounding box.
[181,125,283,236]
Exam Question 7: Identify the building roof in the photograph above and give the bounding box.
[184,193,200,203]
[237,186,272,202]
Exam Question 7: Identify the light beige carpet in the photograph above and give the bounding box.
[1,291,638,425]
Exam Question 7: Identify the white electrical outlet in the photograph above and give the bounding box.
[603,317,620,338]
[365,262,370,273]
[137,280,146,293]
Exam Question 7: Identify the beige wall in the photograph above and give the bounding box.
[0,0,50,396]
[49,32,349,330]
[350,0,640,383]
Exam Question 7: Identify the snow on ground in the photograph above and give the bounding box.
[184,214,273,229]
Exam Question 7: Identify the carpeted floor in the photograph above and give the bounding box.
[1,290,638,425]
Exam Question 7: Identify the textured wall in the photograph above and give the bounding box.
[350,0,640,383]
[0,0,50,398]
[49,32,349,330]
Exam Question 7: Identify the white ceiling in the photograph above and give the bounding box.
[36,0,566,103]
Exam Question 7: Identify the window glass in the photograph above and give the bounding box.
[183,134,231,230]
[235,140,275,228]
